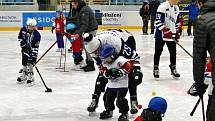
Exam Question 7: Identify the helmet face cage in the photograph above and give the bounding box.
[100,44,116,64]
[148,97,167,115]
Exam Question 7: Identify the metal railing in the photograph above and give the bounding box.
[0,0,34,5]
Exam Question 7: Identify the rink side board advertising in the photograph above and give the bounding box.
[22,11,56,27]
[22,11,69,27]
[102,11,142,26]
[0,11,22,27]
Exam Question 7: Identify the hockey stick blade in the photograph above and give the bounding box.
[190,98,201,116]
[45,88,52,93]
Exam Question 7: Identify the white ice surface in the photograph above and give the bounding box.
[0,30,207,121]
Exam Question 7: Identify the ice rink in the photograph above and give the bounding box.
[0,30,207,121]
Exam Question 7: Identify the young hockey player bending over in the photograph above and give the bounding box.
[99,44,133,121]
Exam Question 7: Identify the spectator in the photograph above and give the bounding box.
[149,0,160,34]
[139,1,150,35]
[184,0,200,36]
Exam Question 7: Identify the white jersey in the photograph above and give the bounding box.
[155,1,179,41]
[94,30,122,54]
[103,56,129,89]
[204,72,213,95]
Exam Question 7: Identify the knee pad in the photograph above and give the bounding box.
[96,75,108,92]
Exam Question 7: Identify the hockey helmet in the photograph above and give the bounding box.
[85,35,101,54]
[66,23,76,33]
[26,18,37,26]
[148,97,167,115]
[100,44,116,63]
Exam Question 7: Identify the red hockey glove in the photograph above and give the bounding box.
[99,64,108,75]
[65,33,72,39]
[162,27,172,39]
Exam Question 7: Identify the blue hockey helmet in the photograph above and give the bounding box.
[66,23,76,30]
[100,44,116,63]
[148,97,167,115]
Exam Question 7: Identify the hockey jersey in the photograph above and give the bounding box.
[18,27,41,59]
[52,17,65,34]
[93,29,139,60]
[155,1,179,41]
[103,56,130,89]
[204,59,213,95]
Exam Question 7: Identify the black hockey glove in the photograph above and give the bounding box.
[104,68,124,80]
[51,27,55,34]
[132,69,143,86]
[187,83,208,97]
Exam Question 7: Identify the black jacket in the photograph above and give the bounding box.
[193,0,215,85]
[74,1,98,35]
[149,0,160,16]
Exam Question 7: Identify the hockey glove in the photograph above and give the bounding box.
[187,83,208,97]
[132,69,143,86]
[98,64,108,75]
[104,68,124,80]
[162,27,172,39]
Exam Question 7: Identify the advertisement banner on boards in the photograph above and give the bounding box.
[23,12,56,27]
[0,12,22,27]
[102,11,142,26]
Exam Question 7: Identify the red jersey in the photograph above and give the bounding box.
[54,17,64,33]
[205,61,212,72]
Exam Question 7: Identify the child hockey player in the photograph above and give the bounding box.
[65,23,84,69]
[134,97,167,121]
[84,29,142,114]
[188,56,213,119]
[17,18,41,84]
[99,44,133,121]
[52,10,65,52]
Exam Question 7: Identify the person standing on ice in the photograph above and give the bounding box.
[187,0,215,119]
[153,0,181,79]
[51,10,65,52]
[67,0,98,72]
[17,18,41,85]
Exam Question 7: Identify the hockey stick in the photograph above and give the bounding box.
[173,39,193,58]
[34,65,52,93]
[36,41,57,64]
[201,97,206,121]
[190,98,201,116]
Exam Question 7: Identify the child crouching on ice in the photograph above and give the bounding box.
[98,44,134,121]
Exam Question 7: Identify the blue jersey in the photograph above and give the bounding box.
[18,27,41,59]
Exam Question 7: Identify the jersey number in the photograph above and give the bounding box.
[123,44,132,57]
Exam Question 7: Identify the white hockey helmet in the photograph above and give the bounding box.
[85,36,101,54]
[26,18,37,26]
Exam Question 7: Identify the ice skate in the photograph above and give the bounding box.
[26,72,35,86]
[17,71,27,84]
[118,114,129,121]
[153,65,159,79]
[87,94,99,112]
[130,100,138,114]
[169,65,180,79]
[99,110,113,119]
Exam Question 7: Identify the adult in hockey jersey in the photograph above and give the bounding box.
[84,29,142,114]
[52,10,65,52]
[17,18,41,84]
[134,97,167,121]
[153,0,180,79]
[99,44,132,121]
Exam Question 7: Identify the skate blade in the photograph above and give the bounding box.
[56,67,64,69]
[26,82,35,86]
[129,113,137,119]
[17,81,26,84]
[88,111,96,117]
[172,76,180,80]
[154,78,159,81]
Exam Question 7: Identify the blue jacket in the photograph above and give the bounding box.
[184,3,200,21]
